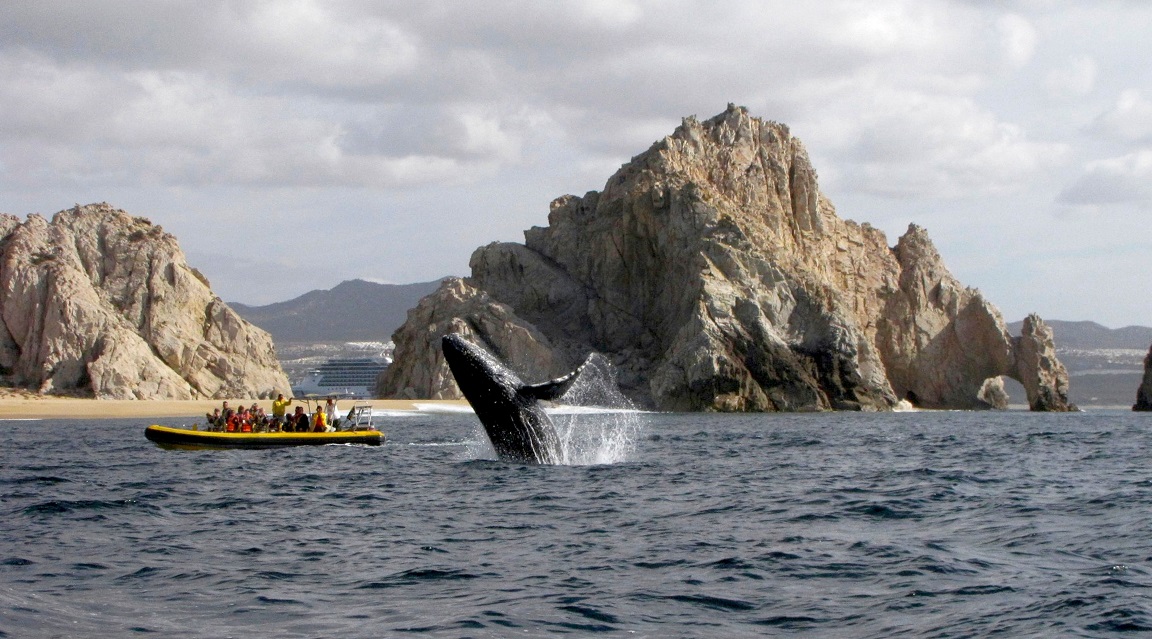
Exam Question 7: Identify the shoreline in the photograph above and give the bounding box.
[0,397,469,420]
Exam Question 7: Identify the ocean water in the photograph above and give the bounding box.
[2,409,1151,638]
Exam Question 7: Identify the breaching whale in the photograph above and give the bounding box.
[441,333,590,464]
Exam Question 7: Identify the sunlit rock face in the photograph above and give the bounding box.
[379,105,1074,412]
[0,203,290,399]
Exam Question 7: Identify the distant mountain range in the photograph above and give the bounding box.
[1005,319,1152,351]
[231,278,445,343]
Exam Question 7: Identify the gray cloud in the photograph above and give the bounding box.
[1088,90,1152,144]
[1059,150,1152,206]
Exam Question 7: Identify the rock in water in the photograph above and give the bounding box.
[378,105,1074,412]
[0,203,290,399]
[1134,344,1152,411]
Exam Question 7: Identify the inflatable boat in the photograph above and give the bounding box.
[144,424,384,449]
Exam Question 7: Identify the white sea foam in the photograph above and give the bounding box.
[546,405,646,415]
[548,354,643,465]
[369,410,424,418]
[357,403,476,418]
[412,402,476,414]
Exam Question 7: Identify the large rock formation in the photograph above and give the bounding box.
[378,105,1075,412]
[1134,344,1152,411]
[0,203,290,399]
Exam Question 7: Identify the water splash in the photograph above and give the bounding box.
[893,399,918,412]
[548,353,643,465]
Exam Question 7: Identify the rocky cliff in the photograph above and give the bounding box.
[1134,345,1152,411]
[378,105,1075,412]
[0,203,290,399]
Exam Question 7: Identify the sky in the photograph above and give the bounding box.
[0,1,1149,328]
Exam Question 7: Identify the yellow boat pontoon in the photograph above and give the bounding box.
[145,424,384,449]
[145,404,384,449]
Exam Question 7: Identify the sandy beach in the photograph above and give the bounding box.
[0,392,468,420]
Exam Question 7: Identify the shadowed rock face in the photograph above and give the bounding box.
[1134,345,1152,411]
[378,105,1074,412]
[0,203,290,399]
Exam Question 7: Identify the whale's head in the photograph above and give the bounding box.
[441,333,522,404]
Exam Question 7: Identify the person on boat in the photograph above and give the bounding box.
[245,403,260,431]
[205,408,221,430]
[312,408,332,433]
[239,408,254,433]
[271,393,293,431]
[251,406,269,432]
[220,401,235,432]
[225,409,240,432]
[291,405,310,432]
[324,397,340,430]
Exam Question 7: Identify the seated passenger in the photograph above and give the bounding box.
[291,406,310,432]
[252,407,269,432]
[235,408,252,432]
[312,409,331,433]
[220,401,235,432]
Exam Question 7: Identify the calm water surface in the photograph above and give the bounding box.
[2,409,1151,638]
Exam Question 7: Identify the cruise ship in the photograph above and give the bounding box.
[291,358,390,399]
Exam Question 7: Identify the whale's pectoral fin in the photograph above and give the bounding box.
[519,355,594,401]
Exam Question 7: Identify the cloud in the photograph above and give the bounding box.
[802,87,1067,199]
[1044,56,1097,97]
[1058,149,1152,206]
[1062,89,1152,207]
[1089,89,1152,143]
[0,1,1046,194]
[0,56,553,189]
[997,14,1038,69]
